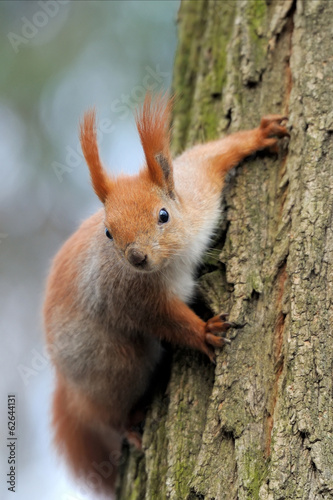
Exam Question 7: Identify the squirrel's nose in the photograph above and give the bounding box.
[127,248,148,268]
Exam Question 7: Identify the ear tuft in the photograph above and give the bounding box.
[136,92,174,195]
[80,109,112,203]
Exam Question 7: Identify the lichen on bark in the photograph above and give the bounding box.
[117,1,333,498]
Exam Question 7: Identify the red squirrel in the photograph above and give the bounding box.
[43,93,288,496]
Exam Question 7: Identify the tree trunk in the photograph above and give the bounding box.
[117,0,333,498]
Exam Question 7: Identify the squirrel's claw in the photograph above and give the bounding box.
[259,115,290,153]
[260,114,289,133]
[205,314,235,334]
[205,333,231,348]
[203,313,234,362]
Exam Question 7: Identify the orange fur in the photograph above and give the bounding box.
[80,109,113,203]
[44,93,288,496]
[52,373,121,495]
[135,92,174,193]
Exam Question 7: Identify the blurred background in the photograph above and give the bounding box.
[0,1,179,498]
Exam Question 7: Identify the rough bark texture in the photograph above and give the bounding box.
[117,0,333,498]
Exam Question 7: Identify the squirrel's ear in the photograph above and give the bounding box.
[80,109,113,204]
[136,92,175,197]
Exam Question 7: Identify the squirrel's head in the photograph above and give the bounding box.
[80,93,184,273]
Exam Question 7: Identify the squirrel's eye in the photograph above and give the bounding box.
[158,208,169,224]
[105,228,113,240]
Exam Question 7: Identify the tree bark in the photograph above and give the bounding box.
[117,0,333,498]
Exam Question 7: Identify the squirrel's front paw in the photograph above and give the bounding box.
[203,313,234,363]
[259,115,289,153]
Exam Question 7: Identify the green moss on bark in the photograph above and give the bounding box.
[243,447,269,500]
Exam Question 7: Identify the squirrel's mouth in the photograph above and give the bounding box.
[130,260,149,271]
[126,255,166,274]
[126,256,152,273]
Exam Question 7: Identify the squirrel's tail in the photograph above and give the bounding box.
[52,374,122,497]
